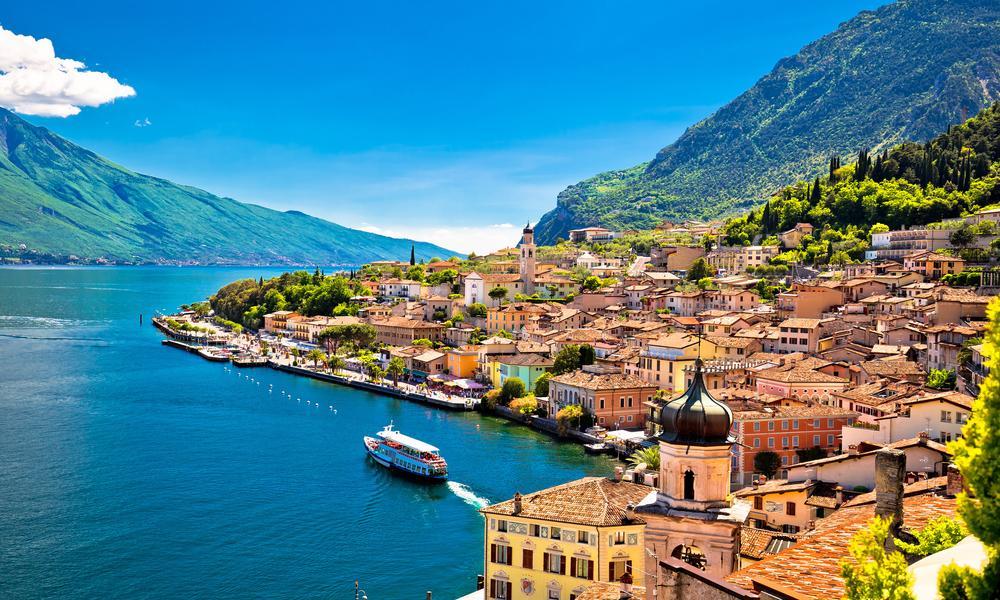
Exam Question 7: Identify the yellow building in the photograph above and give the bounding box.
[446,346,480,379]
[636,333,719,393]
[480,477,650,600]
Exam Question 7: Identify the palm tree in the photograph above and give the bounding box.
[327,354,345,374]
[370,365,385,384]
[387,357,406,387]
[306,349,326,367]
[627,446,660,471]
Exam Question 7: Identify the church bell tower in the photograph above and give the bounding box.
[636,359,749,587]
[519,222,536,295]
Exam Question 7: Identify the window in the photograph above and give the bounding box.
[813,435,820,446]
[957,412,968,424]
[781,437,788,447]
[827,419,834,428]
[813,419,820,428]
[768,421,775,431]
[530,524,540,537]
[609,559,633,582]
[490,579,511,600]
[827,434,835,446]
[571,557,593,579]
[792,436,799,447]
[754,496,763,510]
[768,438,775,448]
[578,531,590,545]
[523,548,534,569]
[544,552,565,574]
[551,527,561,540]
[753,438,761,448]
[781,420,789,430]
[683,469,696,500]
[491,544,512,566]
[498,519,508,532]
[754,422,761,432]
[549,591,560,600]
[792,419,799,429]
[786,502,796,516]
[781,455,788,465]
[941,410,952,423]
[614,531,626,545]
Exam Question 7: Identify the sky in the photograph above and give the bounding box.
[1,0,887,254]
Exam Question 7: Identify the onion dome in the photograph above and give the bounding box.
[523,221,533,234]
[657,359,734,445]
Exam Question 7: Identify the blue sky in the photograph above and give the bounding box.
[2,0,885,253]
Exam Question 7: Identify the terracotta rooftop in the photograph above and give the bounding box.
[480,477,652,527]
[494,353,554,367]
[550,371,657,391]
[740,527,799,560]
[727,485,957,599]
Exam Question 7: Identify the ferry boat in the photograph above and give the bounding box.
[363,423,448,481]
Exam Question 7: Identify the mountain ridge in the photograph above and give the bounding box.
[534,0,1000,244]
[0,109,457,265]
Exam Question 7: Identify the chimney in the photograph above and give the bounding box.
[614,466,624,482]
[835,485,843,506]
[625,503,636,522]
[946,464,965,497]
[918,430,929,441]
[875,448,906,543]
[847,444,860,456]
[513,492,522,515]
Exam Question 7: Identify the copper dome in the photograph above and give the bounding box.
[657,359,734,446]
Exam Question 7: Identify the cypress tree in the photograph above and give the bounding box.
[811,177,822,203]
[409,245,416,266]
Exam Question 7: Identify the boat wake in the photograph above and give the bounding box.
[448,482,490,509]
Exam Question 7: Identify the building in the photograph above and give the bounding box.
[262,310,298,334]
[866,228,951,260]
[649,246,706,272]
[548,371,659,429]
[903,251,966,280]
[778,223,814,249]
[636,360,750,583]
[492,353,554,391]
[369,317,444,345]
[569,227,619,243]
[636,333,718,394]
[774,318,826,354]
[734,479,847,534]
[776,284,844,319]
[732,406,858,485]
[479,477,650,600]
[377,279,423,299]
[487,302,551,334]
[784,436,949,490]
[707,246,779,274]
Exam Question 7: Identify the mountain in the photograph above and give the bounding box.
[0,109,456,265]
[534,0,1000,244]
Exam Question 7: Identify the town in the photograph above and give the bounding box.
[155,210,997,600]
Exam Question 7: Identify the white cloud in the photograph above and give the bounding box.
[134,117,152,128]
[356,222,520,256]
[0,26,135,117]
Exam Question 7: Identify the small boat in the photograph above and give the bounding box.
[583,442,610,455]
[363,423,448,481]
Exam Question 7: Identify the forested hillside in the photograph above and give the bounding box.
[722,103,1000,264]
[534,0,1000,244]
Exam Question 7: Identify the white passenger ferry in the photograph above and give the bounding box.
[363,423,448,481]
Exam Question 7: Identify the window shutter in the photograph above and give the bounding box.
[505,581,512,600]
[560,555,566,575]
[627,560,633,574]
[587,560,594,580]
[490,544,496,563]
[523,549,533,569]
[543,552,549,572]
[570,557,577,577]
[490,579,496,598]
[609,561,615,581]
[506,548,512,566]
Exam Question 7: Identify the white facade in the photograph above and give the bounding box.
[464,272,485,306]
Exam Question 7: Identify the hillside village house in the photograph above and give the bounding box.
[263,310,298,334]
[490,353,554,391]
[548,371,659,429]
[568,227,619,243]
[903,250,966,279]
[636,333,718,394]
[778,223,814,249]
[866,227,951,260]
[649,245,706,271]
[480,478,649,600]
[445,346,480,379]
[841,391,973,447]
[734,479,846,534]
[377,278,423,299]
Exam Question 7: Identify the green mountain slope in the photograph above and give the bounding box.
[0,109,456,265]
[535,0,1000,244]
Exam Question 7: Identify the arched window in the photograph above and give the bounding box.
[683,469,695,500]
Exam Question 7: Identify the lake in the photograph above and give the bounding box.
[0,266,614,599]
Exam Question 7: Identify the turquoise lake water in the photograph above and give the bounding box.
[0,267,614,599]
